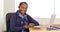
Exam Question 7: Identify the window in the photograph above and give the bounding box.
[15,0,60,18]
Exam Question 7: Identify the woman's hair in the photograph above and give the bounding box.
[18,2,28,8]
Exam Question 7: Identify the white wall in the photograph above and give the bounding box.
[3,0,15,32]
[0,0,3,32]
[0,0,15,32]
[55,0,60,18]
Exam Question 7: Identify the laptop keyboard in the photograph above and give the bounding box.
[47,26,60,30]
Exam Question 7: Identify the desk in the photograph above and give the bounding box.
[29,28,60,32]
[29,24,60,32]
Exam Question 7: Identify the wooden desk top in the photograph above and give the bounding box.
[29,24,60,32]
[29,28,60,32]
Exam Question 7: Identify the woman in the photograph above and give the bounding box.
[9,2,39,32]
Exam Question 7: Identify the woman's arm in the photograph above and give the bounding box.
[27,15,39,26]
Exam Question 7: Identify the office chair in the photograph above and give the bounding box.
[6,13,15,32]
[6,13,29,32]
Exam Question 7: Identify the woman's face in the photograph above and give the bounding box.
[19,3,28,15]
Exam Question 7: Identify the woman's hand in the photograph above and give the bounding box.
[24,23,35,29]
[28,23,35,28]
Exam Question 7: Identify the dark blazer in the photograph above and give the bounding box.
[9,11,39,32]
